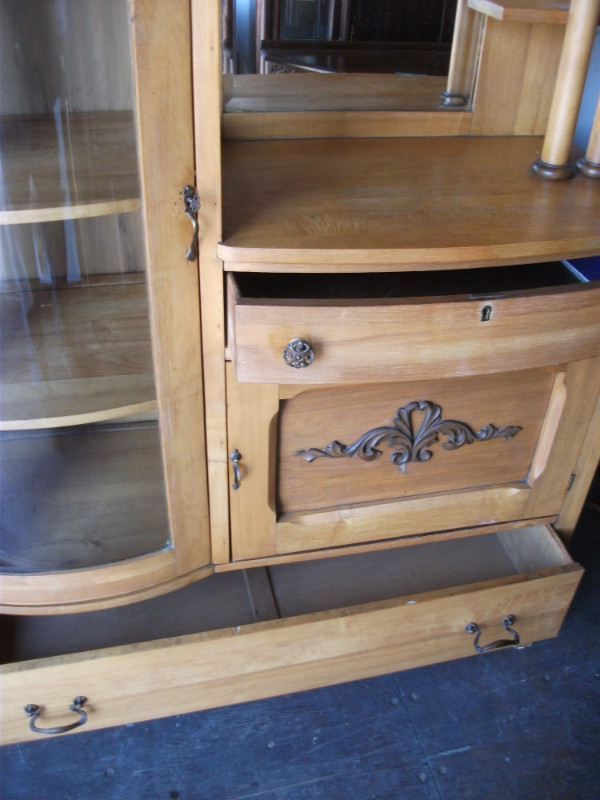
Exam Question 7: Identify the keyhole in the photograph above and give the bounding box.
[481,305,492,322]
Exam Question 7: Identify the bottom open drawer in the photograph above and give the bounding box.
[0,524,582,744]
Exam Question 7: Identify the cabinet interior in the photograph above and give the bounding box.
[230,260,585,301]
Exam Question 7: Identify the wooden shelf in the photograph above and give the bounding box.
[467,0,569,24]
[0,275,156,429]
[0,422,169,572]
[0,112,141,225]
[223,73,450,113]
[222,74,472,141]
[219,136,600,270]
[260,41,451,77]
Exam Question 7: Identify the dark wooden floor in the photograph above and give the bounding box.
[2,497,599,800]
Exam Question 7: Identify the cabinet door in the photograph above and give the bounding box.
[0,0,210,612]
[227,357,600,560]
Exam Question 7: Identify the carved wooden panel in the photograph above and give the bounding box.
[277,369,555,515]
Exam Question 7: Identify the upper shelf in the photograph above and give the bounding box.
[223,73,450,114]
[467,0,569,24]
[1,275,156,429]
[218,136,600,271]
[0,111,141,225]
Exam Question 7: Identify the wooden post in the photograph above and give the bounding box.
[532,0,600,180]
[441,0,481,106]
[576,91,600,178]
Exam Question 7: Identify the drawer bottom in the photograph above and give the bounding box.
[0,525,582,744]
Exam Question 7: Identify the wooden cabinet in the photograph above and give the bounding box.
[2,0,600,745]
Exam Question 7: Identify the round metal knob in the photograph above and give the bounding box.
[283,338,314,369]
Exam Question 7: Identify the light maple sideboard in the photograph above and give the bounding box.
[1,0,600,744]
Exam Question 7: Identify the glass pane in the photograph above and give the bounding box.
[0,0,171,572]
[230,0,455,77]
[278,0,335,40]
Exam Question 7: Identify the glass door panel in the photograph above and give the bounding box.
[0,0,170,573]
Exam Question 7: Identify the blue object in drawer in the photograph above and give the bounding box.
[564,256,600,282]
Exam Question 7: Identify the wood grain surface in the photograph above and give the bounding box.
[228,273,600,385]
[0,113,140,223]
[220,136,600,268]
[0,524,581,745]
[468,0,569,23]
[0,276,156,425]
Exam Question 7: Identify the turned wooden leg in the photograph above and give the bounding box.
[576,92,600,178]
[441,0,480,107]
[532,0,600,180]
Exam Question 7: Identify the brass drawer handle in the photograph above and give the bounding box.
[24,696,88,735]
[465,615,520,653]
[283,338,314,369]
[230,449,242,490]
[181,185,200,261]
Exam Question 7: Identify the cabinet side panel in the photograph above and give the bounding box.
[556,392,600,539]
[469,19,564,135]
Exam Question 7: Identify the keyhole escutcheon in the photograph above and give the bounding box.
[481,305,493,322]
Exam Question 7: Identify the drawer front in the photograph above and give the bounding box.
[1,527,582,745]
[228,275,600,384]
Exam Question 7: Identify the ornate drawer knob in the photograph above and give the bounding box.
[283,338,314,369]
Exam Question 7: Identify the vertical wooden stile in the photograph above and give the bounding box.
[130,0,211,573]
[191,0,231,564]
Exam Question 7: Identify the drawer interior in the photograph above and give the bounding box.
[0,525,574,664]
[231,261,585,302]
[268,525,573,616]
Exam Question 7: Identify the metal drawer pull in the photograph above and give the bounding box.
[24,696,88,735]
[283,338,314,369]
[465,615,520,653]
[230,449,242,490]
[181,184,200,261]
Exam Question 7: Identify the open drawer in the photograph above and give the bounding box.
[0,524,582,744]
[226,263,600,384]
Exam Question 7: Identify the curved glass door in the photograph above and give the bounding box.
[0,0,170,572]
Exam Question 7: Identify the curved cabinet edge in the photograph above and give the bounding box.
[0,553,215,615]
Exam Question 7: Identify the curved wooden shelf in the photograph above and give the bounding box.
[0,400,157,432]
[1,275,156,426]
[219,136,600,270]
[0,422,169,576]
[0,198,141,226]
[468,0,569,24]
[0,111,140,225]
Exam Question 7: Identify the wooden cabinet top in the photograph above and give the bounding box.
[219,136,600,270]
